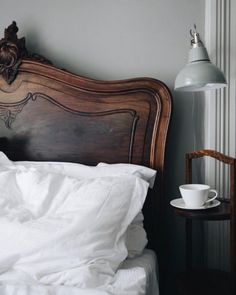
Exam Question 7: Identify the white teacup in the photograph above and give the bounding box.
[179,184,218,208]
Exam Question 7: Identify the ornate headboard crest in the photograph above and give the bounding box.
[0,21,51,84]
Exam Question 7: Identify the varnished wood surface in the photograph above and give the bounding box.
[186,149,236,165]
[0,61,172,170]
[173,200,230,220]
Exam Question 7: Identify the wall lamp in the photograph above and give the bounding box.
[175,25,227,92]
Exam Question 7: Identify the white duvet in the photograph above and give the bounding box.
[0,165,149,295]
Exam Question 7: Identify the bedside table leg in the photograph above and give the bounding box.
[186,218,192,270]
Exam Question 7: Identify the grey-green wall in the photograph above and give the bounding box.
[0,0,205,288]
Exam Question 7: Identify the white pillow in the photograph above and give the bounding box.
[0,152,98,179]
[0,165,149,288]
[0,152,156,258]
[0,153,156,187]
[97,162,156,189]
[97,163,157,257]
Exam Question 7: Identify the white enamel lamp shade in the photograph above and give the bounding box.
[175,27,227,92]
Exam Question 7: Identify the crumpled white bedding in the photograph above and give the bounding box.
[0,284,109,295]
[0,250,158,295]
[0,165,150,295]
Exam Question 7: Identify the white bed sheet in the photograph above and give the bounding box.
[112,249,159,295]
[0,250,159,295]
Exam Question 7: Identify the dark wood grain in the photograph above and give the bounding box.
[174,201,230,220]
[186,149,235,165]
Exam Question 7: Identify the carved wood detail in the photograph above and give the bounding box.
[28,92,137,116]
[0,104,27,129]
[0,91,139,163]
[0,93,31,128]
[29,92,139,162]
[0,22,52,84]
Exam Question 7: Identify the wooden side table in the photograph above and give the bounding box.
[172,149,236,295]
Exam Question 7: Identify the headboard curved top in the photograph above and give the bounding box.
[0,22,172,253]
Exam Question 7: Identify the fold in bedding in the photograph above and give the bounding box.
[0,250,158,295]
[0,164,151,294]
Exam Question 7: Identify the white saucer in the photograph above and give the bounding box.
[170,198,221,210]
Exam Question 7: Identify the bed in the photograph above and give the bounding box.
[0,22,172,295]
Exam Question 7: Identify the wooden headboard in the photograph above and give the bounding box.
[0,22,172,257]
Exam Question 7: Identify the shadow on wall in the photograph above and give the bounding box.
[23,26,81,76]
[162,89,206,293]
